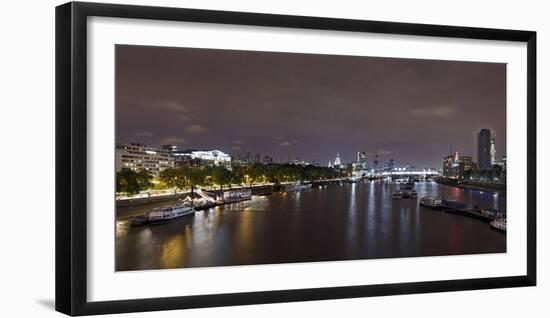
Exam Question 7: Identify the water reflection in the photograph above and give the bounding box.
[116,181,506,271]
[234,210,254,263]
[160,233,185,269]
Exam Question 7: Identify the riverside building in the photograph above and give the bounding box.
[167,147,232,170]
[115,143,175,176]
[477,129,492,169]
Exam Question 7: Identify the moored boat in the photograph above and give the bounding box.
[223,189,252,203]
[392,191,403,199]
[463,207,494,222]
[490,219,507,232]
[419,196,442,208]
[285,183,312,192]
[147,204,195,224]
[481,208,505,219]
[409,190,418,198]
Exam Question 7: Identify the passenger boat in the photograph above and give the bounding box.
[223,189,252,203]
[419,196,442,208]
[147,203,195,224]
[392,191,403,199]
[285,183,312,192]
[490,219,507,232]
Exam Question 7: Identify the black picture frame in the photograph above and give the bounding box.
[55,1,537,316]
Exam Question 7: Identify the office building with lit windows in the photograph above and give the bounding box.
[168,148,232,169]
[115,143,175,176]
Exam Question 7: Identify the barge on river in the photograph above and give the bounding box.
[222,189,252,203]
[418,196,506,231]
[419,196,443,208]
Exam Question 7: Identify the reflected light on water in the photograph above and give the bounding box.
[350,183,357,214]
[160,233,186,269]
[346,184,358,247]
[138,227,152,239]
[292,191,301,210]
[247,196,269,212]
[448,223,464,254]
[235,211,254,260]
[493,192,499,209]
[449,186,461,200]
[116,221,128,236]
[117,182,506,271]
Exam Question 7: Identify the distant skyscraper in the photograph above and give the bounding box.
[490,136,496,165]
[477,129,492,169]
[357,151,368,169]
[373,154,379,171]
[328,160,333,168]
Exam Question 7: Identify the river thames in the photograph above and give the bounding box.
[116,181,506,271]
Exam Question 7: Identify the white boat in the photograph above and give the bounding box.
[490,219,507,232]
[419,196,442,208]
[392,191,403,199]
[223,189,252,203]
[285,183,312,192]
[147,204,195,224]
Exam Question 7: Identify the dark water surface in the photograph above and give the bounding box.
[116,181,506,271]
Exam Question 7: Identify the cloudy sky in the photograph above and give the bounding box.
[115,45,506,168]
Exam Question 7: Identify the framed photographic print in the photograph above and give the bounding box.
[55,1,536,316]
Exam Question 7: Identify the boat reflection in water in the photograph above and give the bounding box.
[116,181,506,271]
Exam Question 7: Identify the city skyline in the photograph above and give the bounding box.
[116,45,506,168]
[118,127,502,171]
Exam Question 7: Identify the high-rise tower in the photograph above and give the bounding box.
[477,129,492,169]
[490,136,496,165]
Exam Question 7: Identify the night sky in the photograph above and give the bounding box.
[115,45,506,168]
